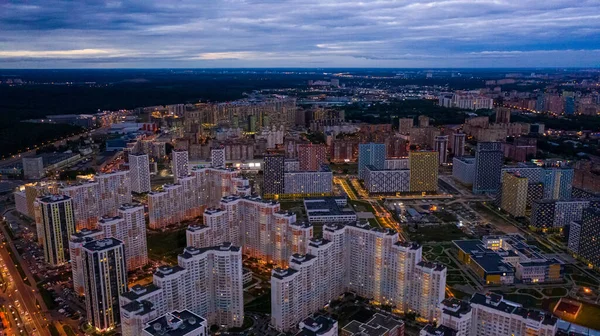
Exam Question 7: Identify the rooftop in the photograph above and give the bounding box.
[143,310,206,336]
[421,325,458,336]
[37,194,71,203]
[179,243,240,259]
[297,316,338,336]
[82,238,123,252]
[121,284,162,301]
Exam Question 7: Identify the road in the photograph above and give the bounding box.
[0,242,50,336]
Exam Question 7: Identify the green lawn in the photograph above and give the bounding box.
[147,228,187,264]
[64,325,77,336]
[517,288,543,299]
[409,224,470,243]
[279,201,304,211]
[571,273,600,287]
[542,287,568,297]
[245,292,271,313]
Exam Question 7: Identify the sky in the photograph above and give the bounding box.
[1,0,600,68]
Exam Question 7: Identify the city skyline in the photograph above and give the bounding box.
[1,1,600,68]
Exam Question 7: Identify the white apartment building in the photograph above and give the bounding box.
[59,180,101,230]
[148,184,184,229]
[119,203,148,269]
[96,171,132,217]
[82,238,128,332]
[120,243,244,335]
[172,150,190,182]
[129,153,151,193]
[69,228,105,296]
[203,208,233,246]
[143,310,208,336]
[436,298,472,336]
[191,167,251,208]
[271,222,446,332]
[186,224,212,249]
[283,169,333,196]
[469,293,557,336]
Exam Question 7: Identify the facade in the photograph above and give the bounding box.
[434,136,449,164]
[191,167,250,208]
[59,180,100,230]
[172,150,190,182]
[23,156,45,179]
[271,222,445,332]
[495,107,511,124]
[297,144,328,171]
[148,184,184,229]
[211,147,226,168]
[409,151,439,193]
[129,153,151,193]
[573,208,600,269]
[364,166,410,194]
[263,154,285,197]
[297,316,338,336]
[119,203,148,270]
[120,243,244,335]
[530,199,598,230]
[452,157,475,185]
[399,118,414,134]
[142,310,207,336]
[436,298,472,336]
[186,224,211,249]
[473,142,503,194]
[384,158,409,170]
[542,168,574,200]
[96,171,133,217]
[83,238,128,332]
[469,293,557,336]
[358,143,386,179]
[284,166,333,196]
[34,195,77,266]
[500,172,529,217]
[69,229,105,295]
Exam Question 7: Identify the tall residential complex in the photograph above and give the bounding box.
[69,229,105,295]
[530,199,598,229]
[452,132,466,157]
[297,143,328,171]
[363,166,410,194]
[263,154,285,197]
[434,136,449,164]
[542,168,574,199]
[120,243,244,335]
[495,107,511,124]
[500,172,529,217]
[211,147,226,168]
[172,150,190,182]
[452,157,475,185]
[283,165,333,196]
[148,184,184,229]
[191,167,251,208]
[83,238,128,332]
[571,208,600,269]
[96,171,133,216]
[399,118,414,134]
[129,153,151,193]
[473,142,503,194]
[23,156,45,180]
[358,143,386,179]
[59,180,100,230]
[34,195,77,266]
[271,222,446,332]
[409,151,439,193]
[142,310,207,336]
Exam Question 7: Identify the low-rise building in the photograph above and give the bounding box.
[304,197,357,223]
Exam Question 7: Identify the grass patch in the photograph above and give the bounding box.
[542,287,568,297]
[49,324,60,336]
[64,326,77,336]
[147,228,187,264]
[279,201,304,211]
[571,273,599,287]
[409,224,470,243]
[449,288,471,300]
[38,283,57,309]
[245,292,271,313]
[517,288,543,299]
[368,218,381,227]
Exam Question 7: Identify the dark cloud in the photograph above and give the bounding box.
[0,0,599,67]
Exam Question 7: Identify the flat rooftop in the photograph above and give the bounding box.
[143,310,206,336]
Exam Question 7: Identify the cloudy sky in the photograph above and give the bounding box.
[1,0,600,68]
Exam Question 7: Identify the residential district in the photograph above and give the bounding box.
[1,73,600,336]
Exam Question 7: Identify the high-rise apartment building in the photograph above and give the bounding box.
[119,203,148,269]
[211,147,226,168]
[358,143,386,179]
[172,150,190,183]
[419,115,430,127]
[148,184,184,229]
[434,136,449,164]
[271,222,445,332]
[452,157,475,185]
[96,171,132,216]
[530,199,598,229]
[69,228,105,296]
[495,107,511,124]
[473,142,503,194]
[297,144,328,171]
[435,298,472,336]
[129,153,151,193]
[59,180,100,230]
[501,172,529,217]
[120,243,244,335]
[363,166,410,194]
[574,208,600,269]
[83,238,128,332]
[399,118,414,134]
[283,166,333,196]
[186,224,212,249]
[263,154,285,197]
[542,168,574,199]
[409,151,439,193]
[191,167,250,208]
[34,195,77,266]
[452,133,466,157]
